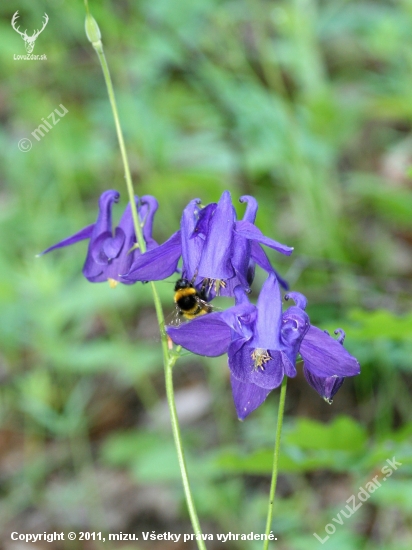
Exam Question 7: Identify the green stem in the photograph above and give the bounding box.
[84,6,206,548]
[263,377,288,550]
[166,348,207,550]
[93,43,145,253]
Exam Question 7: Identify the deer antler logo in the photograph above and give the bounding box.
[11,11,49,54]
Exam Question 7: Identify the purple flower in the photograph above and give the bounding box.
[39,190,158,285]
[167,274,307,419]
[166,275,360,419]
[123,190,292,294]
[301,328,350,403]
[283,296,360,403]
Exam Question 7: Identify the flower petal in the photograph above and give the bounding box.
[228,342,285,390]
[220,302,256,339]
[234,285,250,306]
[230,233,252,292]
[280,306,310,365]
[228,342,253,382]
[39,223,95,255]
[248,351,287,389]
[239,195,258,223]
[283,356,297,377]
[303,367,345,403]
[194,203,217,237]
[181,199,203,281]
[83,190,120,280]
[285,291,307,310]
[90,230,114,265]
[299,326,360,378]
[197,190,235,280]
[140,195,159,250]
[230,375,271,420]
[123,230,181,281]
[250,240,289,290]
[103,226,126,259]
[99,199,142,284]
[166,313,231,356]
[235,220,294,256]
[82,263,105,281]
[253,273,282,349]
[93,190,120,234]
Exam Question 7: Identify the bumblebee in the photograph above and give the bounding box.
[174,278,213,321]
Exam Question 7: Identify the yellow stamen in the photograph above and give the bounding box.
[214,279,227,295]
[251,348,271,371]
[108,278,119,288]
[203,278,227,296]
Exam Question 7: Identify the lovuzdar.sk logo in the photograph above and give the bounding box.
[11,10,48,60]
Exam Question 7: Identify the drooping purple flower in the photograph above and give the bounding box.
[166,275,360,419]
[39,190,158,285]
[167,274,309,419]
[282,294,359,404]
[226,276,309,391]
[301,328,351,403]
[123,190,292,295]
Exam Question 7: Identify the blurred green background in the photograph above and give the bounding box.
[1,0,412,548]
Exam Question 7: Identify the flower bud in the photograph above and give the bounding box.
[85,13,102,46]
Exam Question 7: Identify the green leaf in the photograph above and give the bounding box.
[100,430,162,467]
[371,479,412,511]
[346,309,412,341]
[285,416,367,451]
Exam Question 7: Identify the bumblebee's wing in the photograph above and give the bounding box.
[166,298,218,326]
[194,295,215,314]
[166,308,185,327]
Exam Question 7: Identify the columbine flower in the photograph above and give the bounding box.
[123,190,292,295]
[166,274,360,419]
[301,328,349,403]
[39,190,158,285]
[166,274,308,418]
[283,295,360,403]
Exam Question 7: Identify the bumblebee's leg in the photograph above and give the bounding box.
[199,278,212,301]
[190,270,199,285]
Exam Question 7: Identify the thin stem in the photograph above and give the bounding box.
[166,348,207,550]
[84,6,207,548]
[93,43,145,253]
[263,376,288,550]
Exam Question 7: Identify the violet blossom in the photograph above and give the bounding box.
[166,274,360,419]
[123,190,291,295]
[301,328,347,403]
[40,190,158,285]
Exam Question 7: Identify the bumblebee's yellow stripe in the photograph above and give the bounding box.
[182,307,209,320]
[174,288,196,301]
